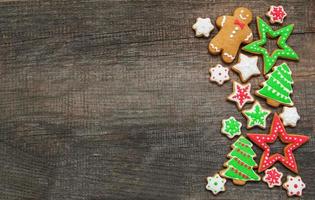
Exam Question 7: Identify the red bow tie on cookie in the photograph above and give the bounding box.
[234,19,245,29]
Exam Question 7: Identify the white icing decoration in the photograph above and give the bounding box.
[209,64,230,85]
[221,16,226,27]
[232,53,260,82]
[244,33,253,41]
[206,173,226,195]
[192,17,214,37]
[223,52,235,59]
[210,43,220,52]
[283,175,305,197]
[279,107,300,127]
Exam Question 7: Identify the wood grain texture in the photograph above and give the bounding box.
[0,0,314,199]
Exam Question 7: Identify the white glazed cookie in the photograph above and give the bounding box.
[232,53,260,82]
[192,17,214,37]
[209,64,230,85]
[206,173,226,195]
[279,106,300,127]
[283,175,305,197]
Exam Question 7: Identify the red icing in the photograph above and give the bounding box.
[264,168,282,186]
[247,113,309,173]
[270,6,286,21]
[234,19,245,29]
[294,184,298,188]
[231,84,252,108]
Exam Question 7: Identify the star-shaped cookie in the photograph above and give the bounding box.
[247,113,309,173]
[279,106,300,127]
[242,101,271,129]
[206,173,226,195]
[192,17,214,37]
[232,53,260,82]
[242,17,299,74]
[227,81,254,110]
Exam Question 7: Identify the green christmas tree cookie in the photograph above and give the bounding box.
[242,17,299,74]
[221,117,242,139]
[220,136,261,185]
[242,101,271,129]
[256,63,294,107]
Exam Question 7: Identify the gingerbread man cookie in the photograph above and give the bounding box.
[209,7,253,63]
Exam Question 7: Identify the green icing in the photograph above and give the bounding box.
[243,102,270,128]
[221,136,260,182]
[242,17,299,74]
[257,63,294,105]
[233,141,256,156]
[221,117,242,138]
[229,148,257,167]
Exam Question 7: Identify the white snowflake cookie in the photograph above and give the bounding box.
[192,17,214,37]
[283,175,305,197]
[209,64,230,85]
[279,106,300,127]
[232,53,260,82]
[206,173,226,195]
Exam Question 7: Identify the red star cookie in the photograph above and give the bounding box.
[247,113,309,173]
[227,81,254,110]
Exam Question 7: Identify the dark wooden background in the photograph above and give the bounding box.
[0,0,314,199]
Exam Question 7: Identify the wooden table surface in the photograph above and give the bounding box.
[0,0,314,199]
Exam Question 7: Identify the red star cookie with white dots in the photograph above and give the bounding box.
[227,81,254,110]
[247,113,309,173]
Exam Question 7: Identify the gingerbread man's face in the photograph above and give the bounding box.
[233,7,252,24]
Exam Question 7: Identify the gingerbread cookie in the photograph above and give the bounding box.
[279,106,300,127]
[192,17,214,37]
[232,53,260,82]
[220,136,260,185]
[205,173,226,195]
[208,7,253,63]
[262,167,283,188]
[283,175,306,197]
[242,17,299,74]
[221,116,242,139]
[242,101,271,129]
[247,113,309,173]
[266,5,287,24]
[255,63,294,107]
[227,81,254,110]
[209,64,230,85]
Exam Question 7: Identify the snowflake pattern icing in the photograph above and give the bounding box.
[262,167,283,188]
[266,5,287,24]
[221,116,242,139]
[228,81,254,110]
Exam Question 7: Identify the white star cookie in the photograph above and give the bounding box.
[206,173,226,195]
[232,53,260,82]
[192,17,214,37]
[283,175,305,197]
[279,106,300,127]
[209,64,230,85]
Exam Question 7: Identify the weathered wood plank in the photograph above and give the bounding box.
[0,0,314,199]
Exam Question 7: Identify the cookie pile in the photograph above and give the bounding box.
[192,6,309,197]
